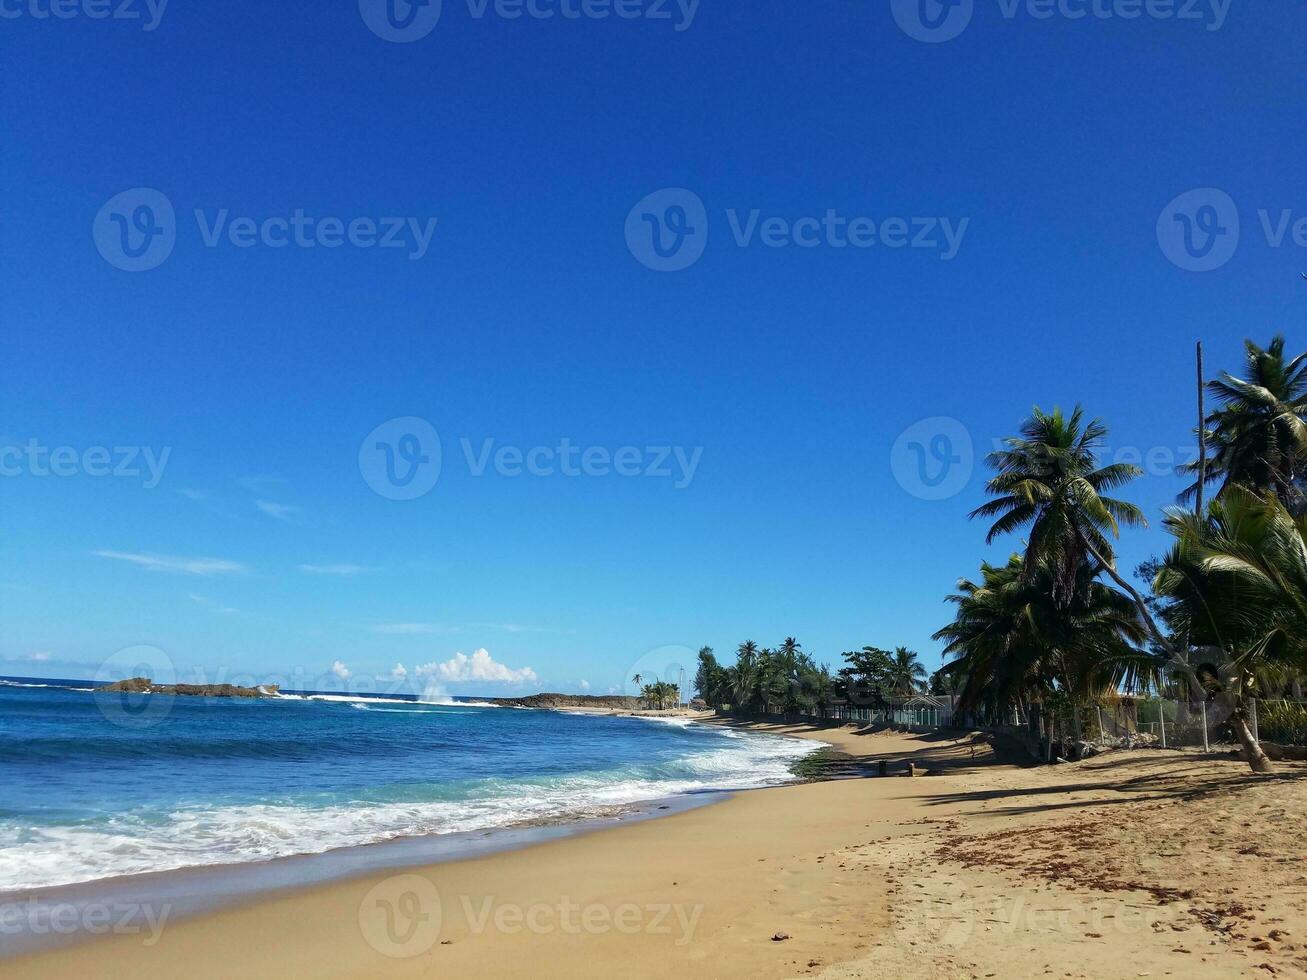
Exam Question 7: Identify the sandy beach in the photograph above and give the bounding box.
[4,720,1305,979]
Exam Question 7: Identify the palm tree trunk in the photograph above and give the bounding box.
[1078,533,1175,655]
[1078,532,1275,773]
[1230,705,1273,773]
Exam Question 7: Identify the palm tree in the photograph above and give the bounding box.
[726,659,759,714]
[971,406,1147,607]
[935,554,1147,750]
[1154,487,1307,772]
[885,647,927,695]
[1182,336,1307,510]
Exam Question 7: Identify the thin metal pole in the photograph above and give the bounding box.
[1251,698,1259,743]
[1158,698,1167,749]
[1196,341,1207,515]
[1201,701,1210,752]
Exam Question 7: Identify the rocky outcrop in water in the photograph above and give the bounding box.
[482,693,641,710]
[100,677,278,698]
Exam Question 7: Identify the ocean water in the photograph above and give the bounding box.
[0,677,817,893]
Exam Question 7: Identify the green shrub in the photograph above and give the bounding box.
[1257,701,1307,746]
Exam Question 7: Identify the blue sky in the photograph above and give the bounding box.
[2,1,1304,695]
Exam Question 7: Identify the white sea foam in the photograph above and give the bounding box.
[0,680,92,692]
[0,727,819,892]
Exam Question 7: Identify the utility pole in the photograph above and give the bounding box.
[1196,341,1207,516]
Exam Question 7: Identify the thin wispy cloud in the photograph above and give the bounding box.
[238,476,288,495]
[372,623,444,635]
[255,500,300,522]
[299,563,369,576]
[5,651,52,663]
[95,551,247,576]
[370,621,557,636]
[481,622,550,635]
[188,593,240,615]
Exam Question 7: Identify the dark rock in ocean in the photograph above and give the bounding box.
[99,677,279,699]
[480,693,642,710]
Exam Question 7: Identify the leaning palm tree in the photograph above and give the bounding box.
[885,647,927,695]
[1154,487,1307,772]
[969,404,1188,677]
[1181,336,1307,510]
[971,406,1147,608]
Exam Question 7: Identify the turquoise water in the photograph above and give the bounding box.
[0,677,815,892]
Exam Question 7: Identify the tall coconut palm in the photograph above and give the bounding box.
[885,647,927,695]
[1181,336,1307,510]
[1155,487,1307,772]
[971,406,1147,607]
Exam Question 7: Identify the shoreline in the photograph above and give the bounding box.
[0,791,730,959]
[5,721,1304,978]
[0,712,815,958]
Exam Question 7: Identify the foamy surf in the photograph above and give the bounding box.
[0,732,816,891]
[0,683,820,893]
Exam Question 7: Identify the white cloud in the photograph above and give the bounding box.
[96,551,247,576]
[299,564,368,576]
[331,660,351,680]
[578,679,590,691]
[256,500,300,522]
[415,649,538,685]
[391,663,408,679]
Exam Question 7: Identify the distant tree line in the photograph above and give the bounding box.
[694,640,931,716]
